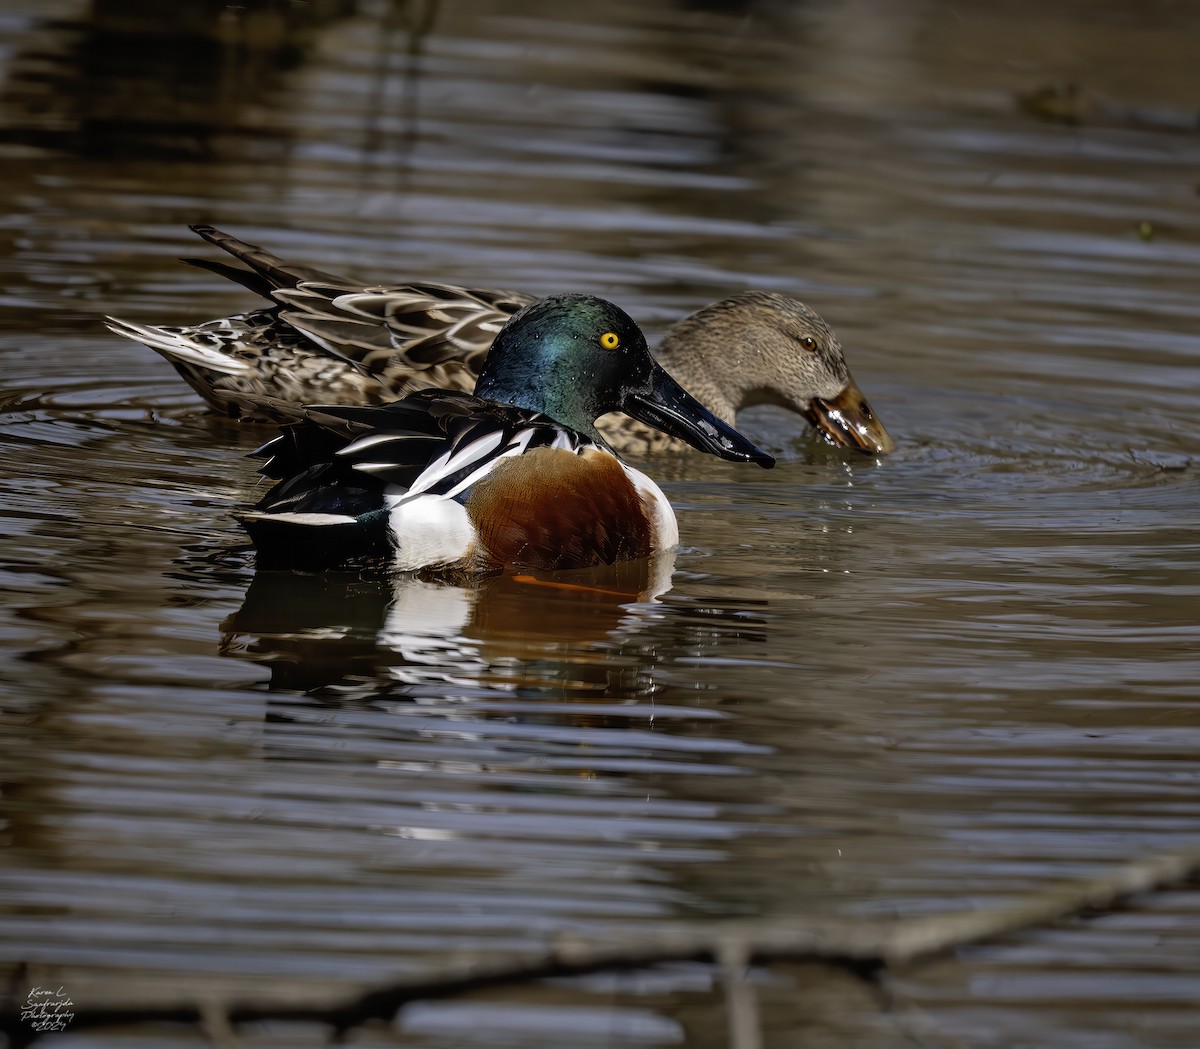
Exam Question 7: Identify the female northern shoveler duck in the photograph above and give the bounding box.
[105,225,893,455]
[238,293,773,574]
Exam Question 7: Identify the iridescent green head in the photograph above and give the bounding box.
[474,294,774,467]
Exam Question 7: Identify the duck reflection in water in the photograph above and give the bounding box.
[221,553,676,698]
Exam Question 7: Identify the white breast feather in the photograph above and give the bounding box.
[620,463,678,552]
[385,489,476,571]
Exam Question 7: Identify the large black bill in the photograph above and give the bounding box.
[622,363,775,468]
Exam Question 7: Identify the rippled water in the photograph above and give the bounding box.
[1,1,1199,1046]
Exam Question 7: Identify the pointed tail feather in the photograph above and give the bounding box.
[188,225,353,291]
[104,316,252,375]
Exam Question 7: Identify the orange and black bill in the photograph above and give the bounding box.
[803,375,894,455]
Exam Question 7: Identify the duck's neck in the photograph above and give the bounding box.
[655,331,739,424]
[475,372,605,445]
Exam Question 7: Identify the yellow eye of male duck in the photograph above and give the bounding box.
[599,332,620,350]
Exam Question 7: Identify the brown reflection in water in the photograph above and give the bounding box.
[0,0,361,158]
[220,553,677,696]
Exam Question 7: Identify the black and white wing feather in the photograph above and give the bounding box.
[243,390,591,518]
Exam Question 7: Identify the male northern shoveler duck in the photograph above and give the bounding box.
[105,225,894,455]
[238,293,773,574]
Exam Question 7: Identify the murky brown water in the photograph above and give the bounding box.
[1,0,1199,1046]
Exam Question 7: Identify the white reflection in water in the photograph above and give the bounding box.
[222,550,677,697]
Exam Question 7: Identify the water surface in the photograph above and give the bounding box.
[1,1,1199,1046]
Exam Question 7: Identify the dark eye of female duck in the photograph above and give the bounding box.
[801,336,817,351]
